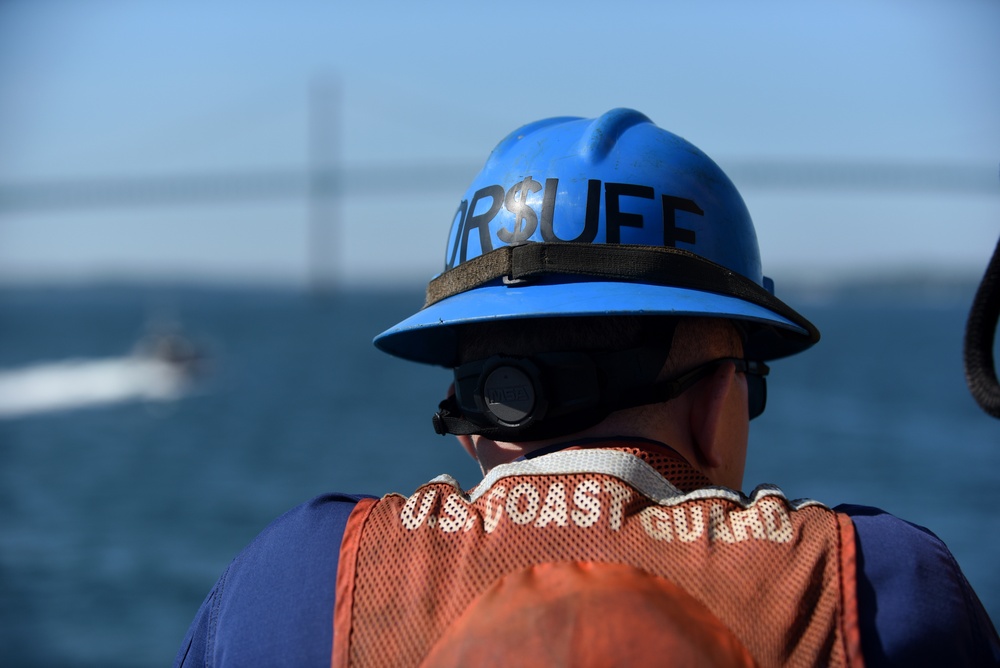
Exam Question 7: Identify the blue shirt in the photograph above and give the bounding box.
[175,496,1000,667]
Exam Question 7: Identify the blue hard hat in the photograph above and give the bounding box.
[375,108,818,366]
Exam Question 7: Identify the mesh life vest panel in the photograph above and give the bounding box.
[333,445,863,667]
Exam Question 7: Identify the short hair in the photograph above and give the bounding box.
[456,316,742,374]
[661,318,744,376]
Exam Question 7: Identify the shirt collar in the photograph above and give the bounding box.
[522,437,711,493]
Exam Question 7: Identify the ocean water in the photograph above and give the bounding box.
[1,282,998,666]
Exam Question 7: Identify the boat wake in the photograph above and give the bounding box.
[0,336,202,419]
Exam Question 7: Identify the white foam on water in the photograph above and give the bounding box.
[0,355,189,418]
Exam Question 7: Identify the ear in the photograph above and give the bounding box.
[456,434,478,461]
[444,381,480,462]
[688,361,738,469]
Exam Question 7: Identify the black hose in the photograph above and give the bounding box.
[964,235,1000,418]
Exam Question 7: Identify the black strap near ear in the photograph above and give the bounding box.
[433,346,672,441]
[434,349,770,440]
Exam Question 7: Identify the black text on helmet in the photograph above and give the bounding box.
[445,177,704,270]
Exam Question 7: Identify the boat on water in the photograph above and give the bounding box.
[0,330,204,419]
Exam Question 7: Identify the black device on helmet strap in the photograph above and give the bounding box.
[432,347,770,441]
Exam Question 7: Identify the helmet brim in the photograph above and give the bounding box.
[374,280,815,366]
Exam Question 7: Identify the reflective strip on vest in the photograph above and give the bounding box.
[333,448,863,668]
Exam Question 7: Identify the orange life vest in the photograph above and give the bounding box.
[333,444,863,667]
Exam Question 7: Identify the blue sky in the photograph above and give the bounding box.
[1,0,998,288]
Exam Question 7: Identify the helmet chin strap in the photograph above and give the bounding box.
[432,346,674,442]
